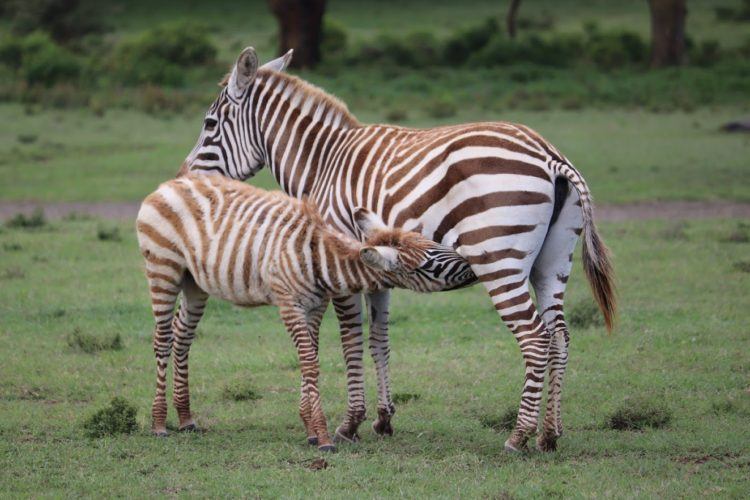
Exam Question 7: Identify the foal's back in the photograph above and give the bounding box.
[136,174,319,307]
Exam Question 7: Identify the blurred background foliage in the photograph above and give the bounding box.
[0,0,747,117]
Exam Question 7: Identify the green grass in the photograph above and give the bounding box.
[0,217,748,497]
[1,103,748,204]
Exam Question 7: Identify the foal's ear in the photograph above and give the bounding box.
[228,47,258,99]
[360,246,400,272]
[353,208,387,237]
[261,49,294,72]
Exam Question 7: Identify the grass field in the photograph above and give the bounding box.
[2,0,750,497]
[1,217,749,497]
[2,104,749,205]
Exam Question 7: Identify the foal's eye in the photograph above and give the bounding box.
[204,118,218,130]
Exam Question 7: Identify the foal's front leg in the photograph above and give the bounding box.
[279,302,334,451]
[300,302,327,446]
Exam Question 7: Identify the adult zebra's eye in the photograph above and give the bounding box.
[204,118,218,130]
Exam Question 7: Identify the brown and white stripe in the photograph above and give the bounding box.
[136,174,475,451]
[182,47,616,451]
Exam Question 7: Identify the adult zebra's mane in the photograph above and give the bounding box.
[219,68,360,130]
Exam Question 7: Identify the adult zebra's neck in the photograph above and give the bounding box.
[253,70,360,198]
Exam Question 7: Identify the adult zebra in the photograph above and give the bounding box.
[181,47,616,452]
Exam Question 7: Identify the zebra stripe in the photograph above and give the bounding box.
[136,174,476,450]
[183,47,616,451]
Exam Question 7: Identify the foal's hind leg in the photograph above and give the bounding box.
[144,264,183,436]
[171,273,208,432]
[300,302,327,445]
[531,187,583,451]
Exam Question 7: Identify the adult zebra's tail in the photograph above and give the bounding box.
[555,162,617,332]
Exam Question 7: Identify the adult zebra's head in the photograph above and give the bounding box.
[180,47,294,179]
[355,209,477,293]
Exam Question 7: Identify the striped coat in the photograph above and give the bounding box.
[136,174,475,450]
[182,47,616,451]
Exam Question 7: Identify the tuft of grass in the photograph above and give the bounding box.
[96,225,122,242]
[17,133,38,144]
[732,261,750,273]
[2,242,23,251]
[67,328,123,353]
[721,229,749,243]
[392,392,421,404]
[1,267,26,280]
[222,379,262,402]
[385,108,408,122]
[479,407,517,432]
[5,209,46,229]
[82,397,138,438]
[606,398,672,431]
[660,221,689,241]
[567,301,604,329]
[424,95,457,119]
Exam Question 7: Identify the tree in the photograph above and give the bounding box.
[268,0,326,69]
[506,0,522,40]
[648,0,687,67]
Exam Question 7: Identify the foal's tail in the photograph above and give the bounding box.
[555,162,617,332]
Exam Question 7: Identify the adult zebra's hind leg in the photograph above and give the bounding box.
[530,185,583,451]
[367,290,396,436]
[171,273,208,432]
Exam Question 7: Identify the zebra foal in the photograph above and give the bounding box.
[136,174,475,451]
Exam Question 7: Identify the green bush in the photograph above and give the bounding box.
[584,30,647,70]
[443,18,499,65]
[83,397,138,438]
[112,22,217,86]
[5,0,108,44]
[321,19,348,60]
[0,32,82,86]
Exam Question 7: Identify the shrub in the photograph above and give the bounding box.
[392,392,421,404]
[567,301,604,329]
[321,19,348,60]
[67,328,123,353]
[424,94,457,119]
[6,208,46,228]
[479,407,517,432]
[5,0,108,44]
[112,22,217,86]
[691,39,722,67]
[443,18,499,65]
[83,397,138,438]
[0,32,82,86]
[96,225,121,242]
[584,30,647,70]
[222,379,262,401]
[356,31,441,69]
[606,398,671,430]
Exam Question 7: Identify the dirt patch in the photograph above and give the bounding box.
[1,200,750,222]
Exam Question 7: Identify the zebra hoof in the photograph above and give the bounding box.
[503,439,523,453]
[318,444,337,453]
[535,434,559,452]
[333,427,360,444]
[372,419,394,437]
[178,423,199,433]
[307,436,319,446]
[153,430,169,438]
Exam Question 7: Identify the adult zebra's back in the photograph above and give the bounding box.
[182,47,616,452]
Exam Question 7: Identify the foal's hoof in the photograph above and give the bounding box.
[333,426,360,444]
[503,439,525,453]
[153,430,169,438]
[318,444,337,453]
[372,419,394,437]
[178,423,199,433]
[307,436,319,446]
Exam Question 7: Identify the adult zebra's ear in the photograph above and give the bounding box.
[353,207,387,238]
[360,246,400,272]
[228,47,258,99]
[261,49,294,72]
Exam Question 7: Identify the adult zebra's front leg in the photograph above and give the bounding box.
[367,290,396,436]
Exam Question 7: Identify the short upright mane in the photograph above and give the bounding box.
[220,69,360,130]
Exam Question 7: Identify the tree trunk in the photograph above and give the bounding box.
[506,0,522,39]
[648,0,687,67]
[268,0,326,69]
